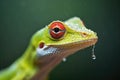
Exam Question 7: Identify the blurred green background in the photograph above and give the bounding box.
[0,0,120,80]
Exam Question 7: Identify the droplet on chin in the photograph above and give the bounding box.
[62,58,67,62]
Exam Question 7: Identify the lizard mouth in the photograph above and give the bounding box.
[36,38,98,58]
[37,38,98,58]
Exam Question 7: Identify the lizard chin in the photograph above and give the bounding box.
[32,38,97,80]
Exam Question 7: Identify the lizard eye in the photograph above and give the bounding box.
[49,21,66,39]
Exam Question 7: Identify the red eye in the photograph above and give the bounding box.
[49,21,66,39]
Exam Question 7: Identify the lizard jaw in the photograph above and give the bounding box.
[32,38,97,80]
[36,38,98,57]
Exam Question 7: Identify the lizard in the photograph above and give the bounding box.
[0,17,98,80]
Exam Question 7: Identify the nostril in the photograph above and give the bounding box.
[81,32,88,37]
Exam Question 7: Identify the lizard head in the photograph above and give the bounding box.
[30,17,98,80]
[32,17,97,58]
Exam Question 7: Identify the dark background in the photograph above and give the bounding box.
[0,0,120,80]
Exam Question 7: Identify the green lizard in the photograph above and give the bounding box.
[0,17,98,80]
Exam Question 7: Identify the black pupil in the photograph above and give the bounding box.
[53,28,60,33]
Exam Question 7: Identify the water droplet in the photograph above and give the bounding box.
[92,54,96,60]
[62,58,67,62]
[91,45,96,60]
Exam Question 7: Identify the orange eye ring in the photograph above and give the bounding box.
[49,21,66,39]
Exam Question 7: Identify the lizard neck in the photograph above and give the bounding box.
[21,43,36,66]
[21,43,50,80]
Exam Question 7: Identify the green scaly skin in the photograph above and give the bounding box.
[0,17,98,80]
